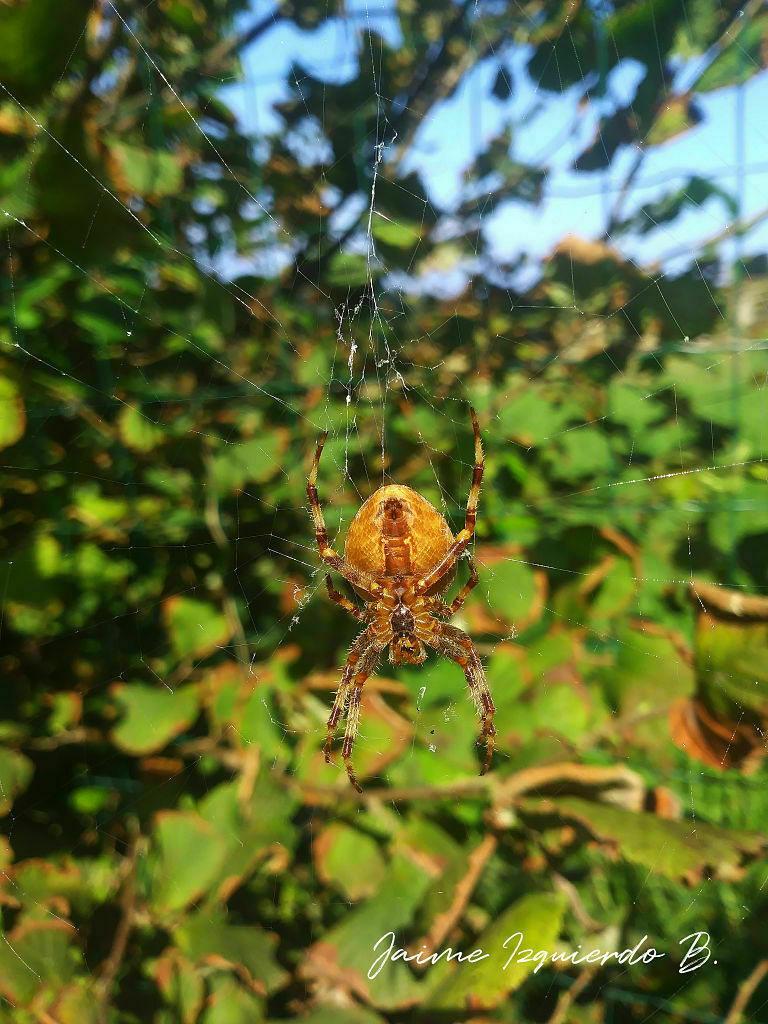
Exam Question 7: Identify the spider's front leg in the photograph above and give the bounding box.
[416,407,484,596]
[426,621,495,774]
[325,626,383,792]
[428,554,480,618]
[307,431,383,598]
[324,574,367,621]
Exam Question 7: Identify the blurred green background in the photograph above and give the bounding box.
[2,0,768,1021]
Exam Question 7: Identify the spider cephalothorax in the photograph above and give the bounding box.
[307,407,495,792]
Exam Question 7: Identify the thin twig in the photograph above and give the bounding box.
[724,959,768,1024]
[411,834,498,958]
[95,832,141,1023]
[25,727,102,750]
[547,966,598,1024]
[651,203,768,268]
[606,0,764,242]
[202,3,288,71]
[285,760,644,807]
[691,580,768,620]
[552,872,604,933]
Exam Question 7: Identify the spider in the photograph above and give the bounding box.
[307,407,495,792]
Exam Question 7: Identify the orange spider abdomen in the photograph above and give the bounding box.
[344,484,457,597]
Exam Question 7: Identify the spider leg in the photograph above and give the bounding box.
[307,432,383,597]
[425,621,495,775]
[416,407,483,595]
[428,554,479,617]
[325,628,382,791]
[325,574,366,621]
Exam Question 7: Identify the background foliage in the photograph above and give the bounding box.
[2,0,768,1021]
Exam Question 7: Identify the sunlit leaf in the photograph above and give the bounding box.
[0,375,25,450]
[0,747,33,816]
[426,892,567,1008]
[524,796,768,882]
[105,138,185,199]
[112,682,199,755]
[163,596,232,660]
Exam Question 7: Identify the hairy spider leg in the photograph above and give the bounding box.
[325,627,384,791]
[341,653,380,792]
[416,407,484,595]
[418,619,495,775]
[307,431,383,598]
[429,554,480,617]
[324,628,374,764]
[324,574,366,621]
[325,630,382,790]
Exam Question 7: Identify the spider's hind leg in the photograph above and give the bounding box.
[325,628,382,792]
[426,622,495,774]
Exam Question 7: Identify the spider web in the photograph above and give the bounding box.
[2,0,768,1020]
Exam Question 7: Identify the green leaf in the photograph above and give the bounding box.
[0,746,33,815]
[196,774,299,887]
[200,974,265,1024]
[483,558,538,622]
[0,375,25,450]
[151,953,205,1024]
[51,982,102,1024]
[148,811,229,914]
[162,0,208,33]
[314,823,387,900]
[708,481,768,549]
[209,436,282,494]
[112,682,199,755]
[303,854,434,1009]
[371,215,423,248]
[117,405,164,452]
[696,616,768,717]
[0,0,88,98]
[528,797,768,882]
[589,557,637,621]
[175,912,287,994]
[597,624,694,719]
[0,920,81,1005]
[506,682,592,747]
[663,354,737,427]
[73,309,132,345]
[697,15,768,92]
[620,176,735,234]
[608,379,666,432]
[426,892,567,1009]
[549,429,614,482]
[497,387,576,445]
[325,250,376,287]
[645,96,702,146]
[11,857,117,916]
[163,596,232,660]
[105,137,184,198]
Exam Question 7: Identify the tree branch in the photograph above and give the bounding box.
[547,966,598,1024]
[95,831,141,1022]
[691,580,768,620]
[650,203,768,268]
[724,958,768,1024]
[202,3,288,72]
[284,760,645,807]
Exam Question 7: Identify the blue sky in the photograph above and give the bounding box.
[222,0,768,286]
